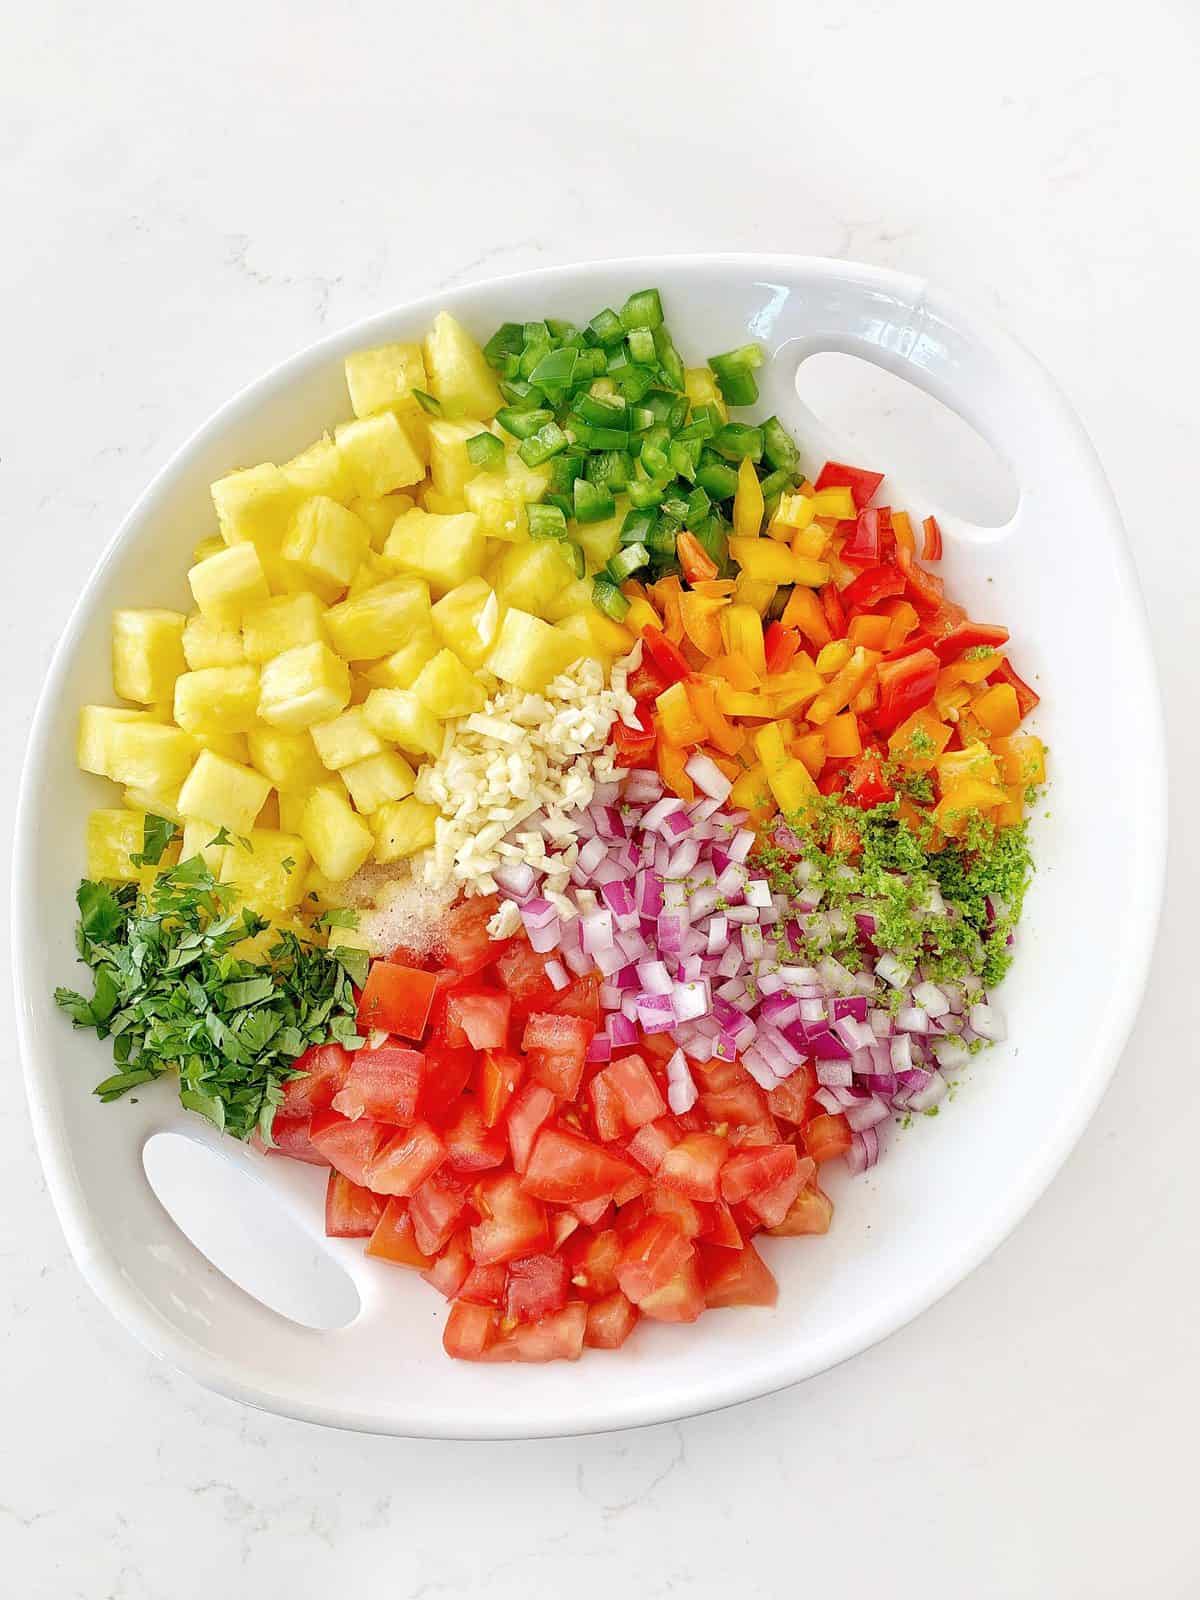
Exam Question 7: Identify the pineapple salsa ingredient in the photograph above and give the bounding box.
[57,287,1045,1365]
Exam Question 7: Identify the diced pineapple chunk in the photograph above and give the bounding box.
[352,493,417,553]
[276,789,309,835]
[412,648,486,717]
[423,312,503,420]
[384,508,486,596]
[180,817,228,874]
[105,721,199,792]
[192,535,225,564]
[326,921,372,956]
[195,730,250,763]
[87,809,153,881]
[280,434,354,502]
[324,575,432,661]
[182,613,246,670]
[463,472,529,543]
[78,706,155,777]
[420,487,466,515]
[504,451,552,503]
[211,464,302,548]
[174,665,261,734]
[573,505,624,573]
[256,791,281,830]
[542,577,594,623]
[335,413,425,497]
[339,749,417,814]
[188,544,270,628]
[111,609,187,704]
[428,418,489,501]
[177,749,272,834]
[300,784,374,880]
[491,541,572,617]
[362,688,444,759]
[371,796,439,863]
[220,828,310,910]
[487,608,577,692]
[345,553,394,599]
[282,497,370,590]
[430,578,503,669]
[344,343,427,419]
[257,642,351,731]
[554,610,633,665]
[362,627,440,690]
[245,727,326,791]
[241,591,328,664]
[122,780,184,823]
[310,706,383,770]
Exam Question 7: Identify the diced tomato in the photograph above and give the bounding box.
[437,894,508,976]
[368,1121,446,1197]
[815,460,884,509]
[845,751,896,809]
[699,1240,778,1309]
[547,973,601,1026]
[494,938,559,1017]
[443,1299,497,1360]
[744,1163,805,1228]
[324,1170,385,1237]
[470,1172,549,1266]
[585,1291,639,1349]
[720,1143,799,1205]
[988,656,1040,718]
[641,625,692,685]
[700,1199,744,1251]
[626,1115,682,1173]
[444,1101,508,1171]
[481,1302,588,1363]
[614,1170,648,1206]
[803,1112,853,1164]
[409,1166,471,1256]
[356,961,437,1040]
[308,1109,387,1187]
[522,1012,596,1100]
[768,1182,834,1236]
[266,1116,327,1166]
[417,1039,475,1124]
[366,1197,432,1268]
[442,986,511,1052]
[606,1053,667,1129]
[649,1182,704,1238]
[564,1227,623,1300]
[458,1260,507,1306]
[571,1195,613,1228]
[280,1043,349,1118]
[476,1050,524,1129]
[699,1078,769,1128]
[420,1229,472,1299]
[504,1252,569,1323]
[931,621,1010,664]
[551,1210,581,1248]
[616,1215,695,1305]
[522,1128,640,1205]
[331,1045,423,1126]
[730,1116,783,1149]
[691,1057,747,1093]
[657,1131,729,1202]
[637,1256,705,1323]
[767,1063,815,1125]
[589,1069,625,1142]
[506,1082,558,1173]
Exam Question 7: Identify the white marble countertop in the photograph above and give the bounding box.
[3,2,1198,1594]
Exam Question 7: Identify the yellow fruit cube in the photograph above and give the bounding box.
[384,508,485,596]
[363,627,440,690]
[463,472,529,542]
[180,817,229,873]
[339,749,417,814]
[335,413,425,498]
[301,784,374,880]
[276,789,310,834]
[211,463,302,548]
[412,648,486,717]
[492,541,571,617]
[256,791,281,829]
[220,828,310,910]
[345,554,394,600]
[487,608,577,692]
[352,493,416,553]
[105,721,199,792]
[420,487,466,515]
[371,796,439,863]
[573,505,624,573]
[258,642,351,731]
[188,543,270,629]
[183,613,246,669]
[542,577,594,623]
[245,728,324,791]
[78,706,155,777]
[326,921,372,956]
[111,609,187,704]
[504,451,552,504]
[423,311,502,420]
[282,497,370,590]
[362,688,444,758]
[344,342,427,419]
[280,434,354,502]
[87,809,154,881]
[178,749,271,833]
[310,706,383,770]
[430,578,503,668]
[324,575,432,661]
[122,781,184,824]
[428,418,489,500]
[242,591,328,663]
[173,665,262,734]
[195,730,250,764]
[192,535,225,564]
[554,611,633,666]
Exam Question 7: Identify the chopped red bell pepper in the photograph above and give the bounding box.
[814,460,884,510]
[840,563,907,609]
[845,752,895,808]
[610,702,656,768]
[902,561,946,616]
[931,622,1011,664]
[839,508,885,569]
[641,625,692,685]
[922,514,943,561]
[988,657,1040,718]
[874,647,940,734]
[819,582,847,639]
[883,630,937,663]
[763,622,801,675]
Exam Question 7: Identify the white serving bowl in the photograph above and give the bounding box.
[12,255,1166,1438]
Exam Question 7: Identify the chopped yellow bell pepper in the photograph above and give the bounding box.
[773,491,817,530]
[992,733,1046,787]
[656,680,706,747]
[815,639,853,676]
[624,595,662,636]
[732,576,777,615]
[935,742,1000,789]
[720,603,767,676]
[792,731,826,778]
[716,684,773,719]
[934,777,1009,835]
[806,647,877,727]
[971,682,1021,737]
[811,486,856,520]
[730,761,775,825]
[733,457,765,538]
[753,721,792,773]
[769,659,823,715]
[791,524,832,560]
[729,538,829,587]
[767,757,818,815]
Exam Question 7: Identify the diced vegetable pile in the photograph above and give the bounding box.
[57,288,1046,1364]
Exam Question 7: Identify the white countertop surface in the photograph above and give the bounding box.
[3,2,1197,1594]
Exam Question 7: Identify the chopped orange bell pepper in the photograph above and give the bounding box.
[846,614,891,650]
[806,647,877,727]
[878,597,920,650]
[792,731,826,777]
[934,778,1009,835]
[891,509,917,568]
[656,736,695,801]
[888,707,952,771]
[720,604,767,676]
[991,733,1046,787]
[823,712,863,759]
[994,784,1025,827]
[935,742,1000,789]
[971,682,1021,737]
[764,621,800,675]
[655,680,706,747]
[769,659,823,715]
[686,680,745,756]
[780,585,832,649]
[815,639,853,676]
[677,531,719,584]
[678,590,726,658]
[649,576,686,644]
[702,651,760,691]
[733,456,765,538]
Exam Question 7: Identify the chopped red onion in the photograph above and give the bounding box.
[816,1059,853,1088]
[743,1049,782,1090]
[636,959,673,995]
[544,959,570,991]
[845,1126,880,1175]
[607,1013,637,1048]
[931,1036,971,1070]
[895,1005,930,1034]
[969,1001,1005,1041]
[672,979,710,1023]
[705,914,728,955]
[912,980,951,1018]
